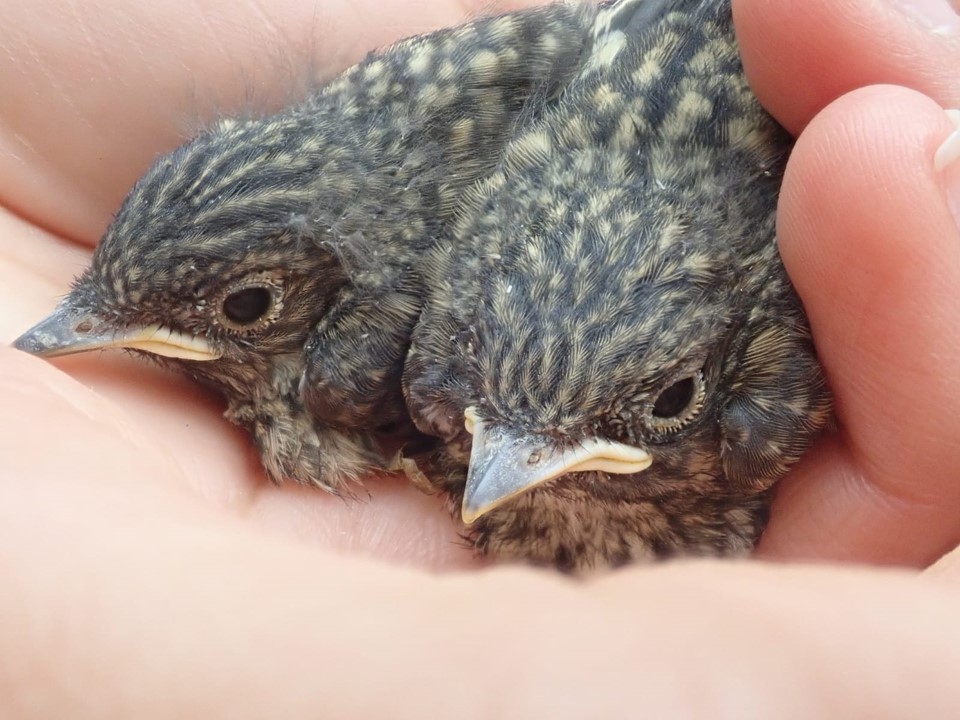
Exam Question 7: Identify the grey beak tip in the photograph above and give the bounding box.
[10,303,95,358]
[12,331,42,354]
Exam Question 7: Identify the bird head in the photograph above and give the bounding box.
[14,115,350,400]
[459,180,739,518]
[413,144,831,566]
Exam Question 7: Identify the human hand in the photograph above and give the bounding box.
[2,0,960,715]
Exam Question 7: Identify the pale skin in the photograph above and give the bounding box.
[1,0,960,715]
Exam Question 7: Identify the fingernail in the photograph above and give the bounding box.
[934,110,960,172]
[936,109,960,225]
[890,0,960,34]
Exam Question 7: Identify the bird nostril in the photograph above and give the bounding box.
[527,450,542,465]
[75,320,94,333]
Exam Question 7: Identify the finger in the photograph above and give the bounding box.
[4,478,960,720]
[0,0,547,245]
[733,0,960,135]
[759,85,960,564]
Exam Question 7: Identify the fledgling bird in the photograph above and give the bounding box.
[12,4,608,491]
[403,0,833,570]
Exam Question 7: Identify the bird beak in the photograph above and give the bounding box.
[461,407,653,524]
[13,300,220,362]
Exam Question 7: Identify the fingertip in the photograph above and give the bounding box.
[779,85,959,295]
[778,84,960,393]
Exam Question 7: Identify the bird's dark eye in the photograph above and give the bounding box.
[223,287,272,325]
[215,272,285,332]
[653,378,695,418]
[648,371,706,434]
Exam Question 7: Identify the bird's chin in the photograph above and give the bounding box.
[464,481,769,572]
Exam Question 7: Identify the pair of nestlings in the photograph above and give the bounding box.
[14,0,832,571]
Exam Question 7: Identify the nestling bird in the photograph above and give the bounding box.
[12,3,607,491]
[403,0,833,570]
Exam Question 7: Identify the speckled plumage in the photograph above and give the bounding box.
[13,3,609,490]
[403,0,833,570]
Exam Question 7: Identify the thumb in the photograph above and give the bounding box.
[759,85,960,564]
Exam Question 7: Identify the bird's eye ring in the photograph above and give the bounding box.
[216,272,285,332]
[647,370,706,434]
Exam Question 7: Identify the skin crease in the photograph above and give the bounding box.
[1,0,960,715]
